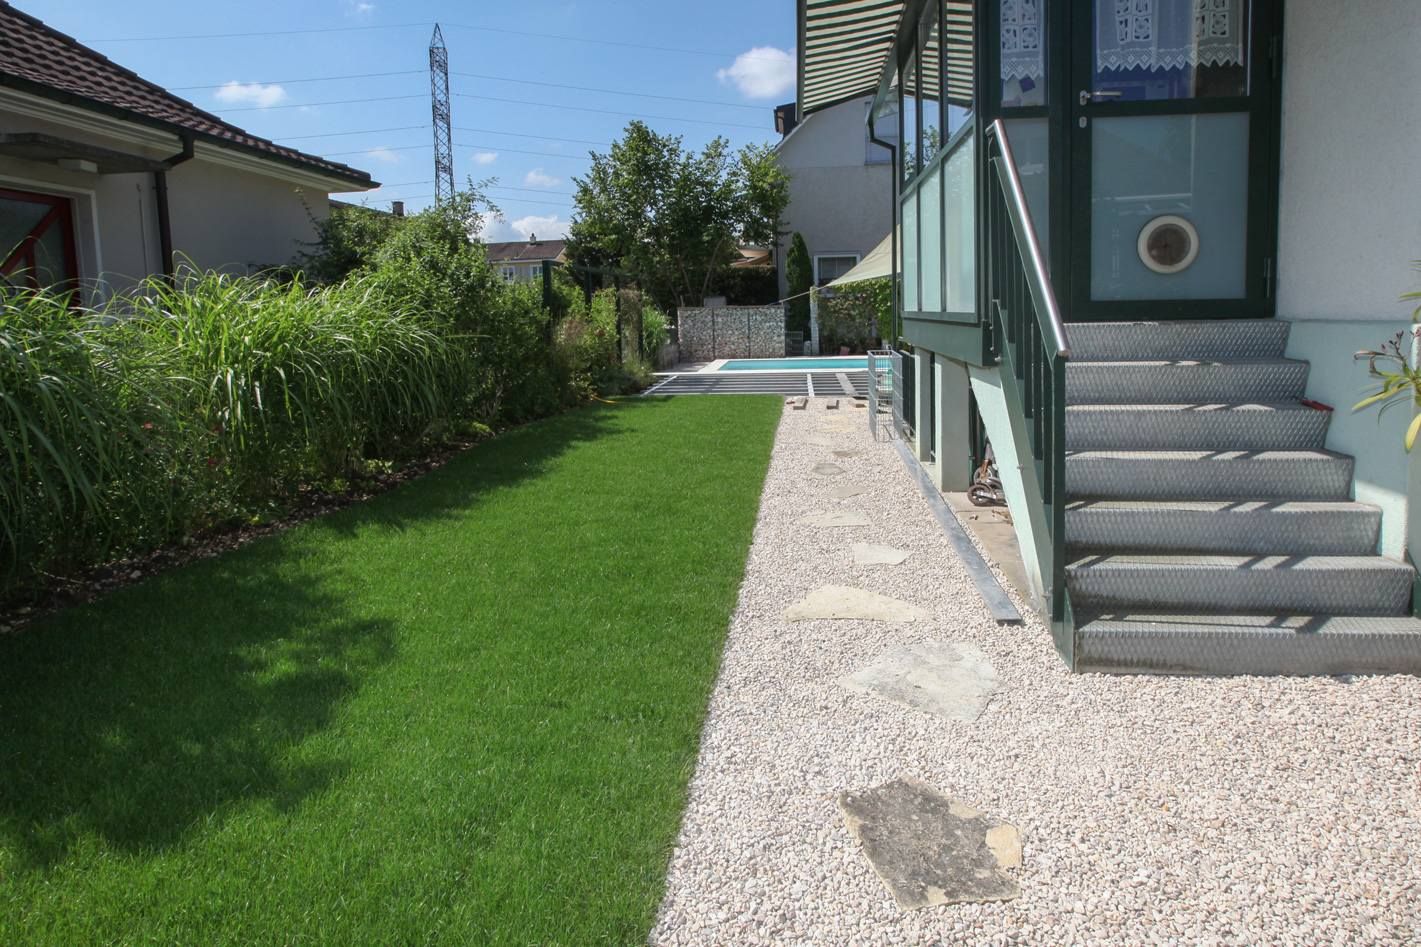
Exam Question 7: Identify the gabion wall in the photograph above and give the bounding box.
[677,307,786,361]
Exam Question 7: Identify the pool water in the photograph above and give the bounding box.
[717,358,869,372]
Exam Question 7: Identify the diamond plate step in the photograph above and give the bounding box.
[1066,555,1413,616]
[1067,320,1289,361]
[1066,359,1309,405]
[1075,613,1421,675]
[1065,500,1380,556]
[1066,403,1330,450]
[1065,449,1355,500]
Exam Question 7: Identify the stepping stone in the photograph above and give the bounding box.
[852,543,911,566]
[812,463,845,478]
[828,484,870,499]
[788,397,808,410]
[797,510,870,528]
[826,399,840,410]
[784,585,927,622]
[806,434,835,447]
[839,641,997,722]
[833,449,862,458]
[839,778,1021,909]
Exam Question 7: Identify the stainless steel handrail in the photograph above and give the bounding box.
[984,119,1071,360]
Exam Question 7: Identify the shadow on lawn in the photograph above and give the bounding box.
[0,401,639,871]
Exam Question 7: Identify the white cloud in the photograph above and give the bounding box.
[471,151,499,166]
[716,46,795,100]
[485,213,571,242]
[213,81,288,108]
[522,168,562,189]
[365,147,402,164]
[345,1,376,16]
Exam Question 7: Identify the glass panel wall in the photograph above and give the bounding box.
[943,134,975,313]
[1000,0,1046,107]
[1091,0,1249,100]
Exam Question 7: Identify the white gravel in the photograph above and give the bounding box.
[650,401,1421,946]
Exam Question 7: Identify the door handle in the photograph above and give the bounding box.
[1079,90,1124,105]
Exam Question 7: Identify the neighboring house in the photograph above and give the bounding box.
[0,1,376,298]
[484,235,567,283]
[773,94,893,296]
[798,0,1421,676]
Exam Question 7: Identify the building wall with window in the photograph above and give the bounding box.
[774,94,894,297]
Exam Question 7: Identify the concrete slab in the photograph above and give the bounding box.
[852,543,912,566]
[945,492,1033,606]
[812,463,846,478]
[839,778,1021,909]
[796,511,870,528]
[839,641,997,722]
[827,484,871,499]
[784,585,928,622]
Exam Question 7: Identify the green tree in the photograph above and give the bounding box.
[297,202,406,283]
[567,122,789,312]
[785,232,812,337]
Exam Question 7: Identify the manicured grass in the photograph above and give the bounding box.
[0,396,781,945]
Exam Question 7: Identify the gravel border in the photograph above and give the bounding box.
[650,401,1421,946]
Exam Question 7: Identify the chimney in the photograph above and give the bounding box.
[391,200,405,217]
[528,233,537,243]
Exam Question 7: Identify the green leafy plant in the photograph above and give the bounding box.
[785,233,812,337]
[819,277,892,353]
[1354,262,1421,450]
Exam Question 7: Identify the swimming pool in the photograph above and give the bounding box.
[717,358,869,372]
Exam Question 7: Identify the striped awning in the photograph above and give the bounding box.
[798,1,975,117]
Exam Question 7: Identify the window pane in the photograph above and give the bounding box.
[0,197,50,263]
[816,256,859,287]
[1001,0,1046,107]
[1092,0,1248,100]
[1002,117,1050,262]
[920,5,943,165]
[902,190,920,311]
[901,54,919,184]
[943,133,976,312]
[1090,112,1249,300]
[919,165,943,311]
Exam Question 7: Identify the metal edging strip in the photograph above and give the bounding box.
[893,439,1022,625]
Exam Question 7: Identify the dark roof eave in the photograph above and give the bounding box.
[0,72,377,189]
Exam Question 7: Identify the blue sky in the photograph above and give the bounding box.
[21,0,797,240]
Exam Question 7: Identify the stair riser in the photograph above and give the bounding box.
[1065,509,1380,556]
[1077,629,1421,676]
[1067,567,1411,616]
[1067,321,1289,361]
[1066,363,1308,405]
[1065,455,1354,500]
[1067,408,1330,450]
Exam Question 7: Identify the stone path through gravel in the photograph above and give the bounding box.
[649,399,1421,946]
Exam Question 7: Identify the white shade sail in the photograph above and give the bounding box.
[827,230,898,287]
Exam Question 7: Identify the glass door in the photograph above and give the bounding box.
[0,187,78,292]
[1067,0,1279,320]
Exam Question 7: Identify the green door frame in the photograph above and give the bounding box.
[979,0,1286,323]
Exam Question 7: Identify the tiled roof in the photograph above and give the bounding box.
[484,239,568,264]
[0,2,375,187]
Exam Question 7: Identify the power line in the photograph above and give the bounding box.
[452,93,767,130]
[168,70,424,91]
[86,20,789,63]
[454,127,611,147]
[218,93,426,113]
[279,125,428,141]
[322,142,593,161]
[89,22,429,42]
[450,71,763,111]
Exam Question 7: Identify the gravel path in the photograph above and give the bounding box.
[650,401,1421,946]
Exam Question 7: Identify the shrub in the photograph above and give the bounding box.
[785,233,812,336]
[298,202,406,283]
[820,277,891,353]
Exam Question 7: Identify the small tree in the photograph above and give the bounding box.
[785,233,812,337]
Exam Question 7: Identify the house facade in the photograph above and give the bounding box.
[774,94,894,295]
[0,2,376,298]
[798,0,1421,675]
[485,236,567,283]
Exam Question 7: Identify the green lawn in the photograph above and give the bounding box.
[0,396,781,945]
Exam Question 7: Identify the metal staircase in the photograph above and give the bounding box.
[1063,319,1421,675]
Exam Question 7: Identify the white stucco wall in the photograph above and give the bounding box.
[2,99,351,293]
[166,160,325,275]
[775,95,893,295]
[1276,0,1421,321]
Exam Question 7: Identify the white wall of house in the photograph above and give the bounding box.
[2,91,358,296]
[776,95,894,296]
[1273,0,1421,558]
[1276,0,1421,322]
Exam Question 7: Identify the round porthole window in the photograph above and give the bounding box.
[1137,215,1200,275]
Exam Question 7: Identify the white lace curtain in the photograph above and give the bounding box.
[1000,0,1044,81]
[1096,0,1245,73]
